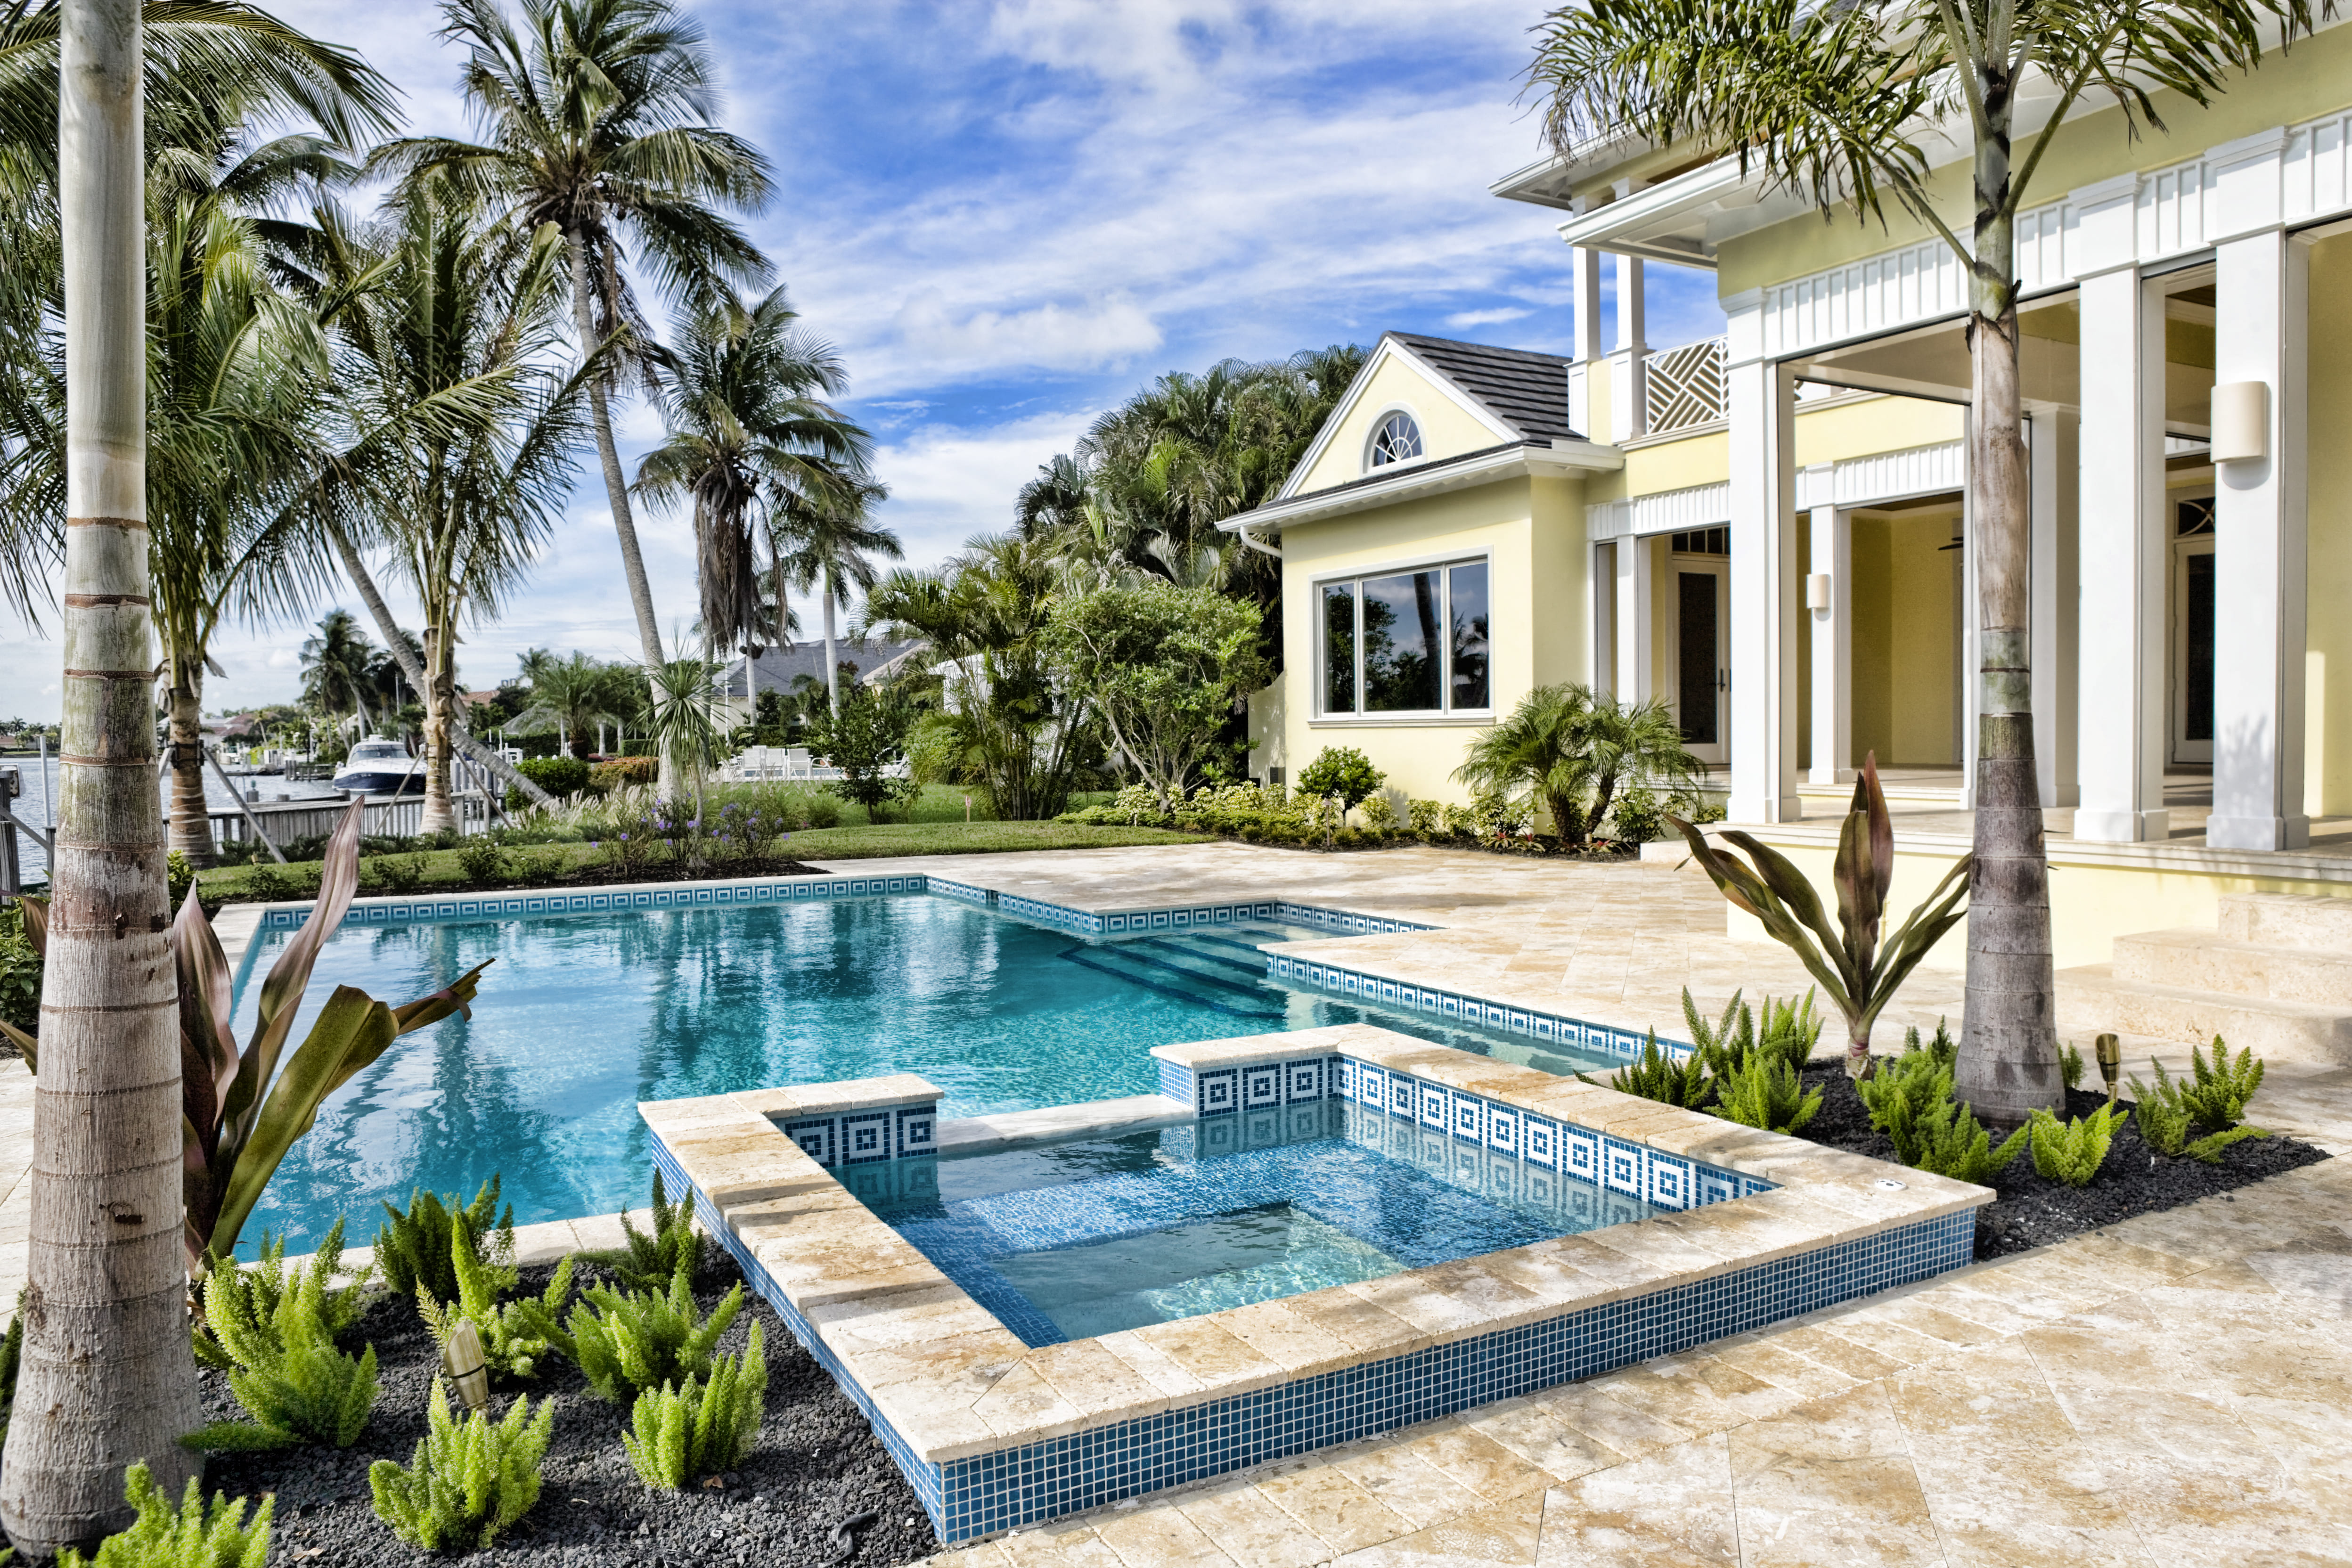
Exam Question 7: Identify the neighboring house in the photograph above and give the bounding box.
[718,638,928,727]
[1225,21,2352,972]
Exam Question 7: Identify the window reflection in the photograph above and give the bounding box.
[1363,570,1442,711]
[1322,582,1356,713]
[1449,562,1488,710]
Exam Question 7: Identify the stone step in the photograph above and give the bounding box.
[2111,928,2352,1005]
[2217,892,2352,952]
[2056,964,2352,1065]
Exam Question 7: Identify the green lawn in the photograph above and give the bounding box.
[192,818,1203,904]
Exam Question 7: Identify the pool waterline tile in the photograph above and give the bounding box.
[644,1027,1991,1544]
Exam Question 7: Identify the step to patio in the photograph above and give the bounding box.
[2217,891,2352,950]
[2111,928,2352,1005]
[2056,963,2352,1063]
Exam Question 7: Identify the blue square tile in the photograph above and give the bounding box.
[1283,1058,1325,1103]
[1242,1065,1283,1109]
[1563,1125,1601,1183]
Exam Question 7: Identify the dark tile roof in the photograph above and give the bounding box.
[725,637,927,701]
[1240,441,1545,515]
[1388,333,1580,442]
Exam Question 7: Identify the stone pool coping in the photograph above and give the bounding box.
[641,1023,1989,1539]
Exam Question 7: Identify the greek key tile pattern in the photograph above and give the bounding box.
[259,873,930,930]
[1266,954,1687,1062]
[774,1099,939,1170]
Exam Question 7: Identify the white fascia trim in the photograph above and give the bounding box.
[1227,440,1624,535]
[1277,335,1532,502]
[1552,157,1753,257]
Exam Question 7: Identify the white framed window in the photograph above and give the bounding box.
[1364,407,1424,472]
[1318,555,1490,719]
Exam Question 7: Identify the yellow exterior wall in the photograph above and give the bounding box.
[1714,23,2352,297]
[1290,352,1509,498]
[1848,510,1960,768]
[1790,395,1965,470]
[1266,473,1587,804]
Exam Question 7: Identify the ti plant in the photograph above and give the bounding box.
[621,1323,768,1490]
[166,800,490,1270]
[565,1268,745,1405]
[1712,1053,1822,1135]
[2025,1102,2123,1188]
[55,1464,272,1568]
[377,1178,516,1305]
[185,1219,379,1451]
[417,1214,575,1381]
[1580,1031,1711,1109]
[1670,754,1968,1079]
[369,1378,552,1553]
[579,1171,706,1293]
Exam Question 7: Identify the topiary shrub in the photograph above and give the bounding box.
[1296,746,1384,811]
[369,1378,552,1553]
[621,1324,768,1491]
[58,1463,271,1568]
[516,755,591,800]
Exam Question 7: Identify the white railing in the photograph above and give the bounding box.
[1643,336,1727,434]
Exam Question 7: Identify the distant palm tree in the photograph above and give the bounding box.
[381,0,774,726]
[637,284,873,688]
[778,482,901,718]
[1454,684,1703,847]
[300,607,376,730]
[510,649,637,760]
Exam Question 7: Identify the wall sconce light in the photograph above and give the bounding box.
[2096,1032,2121,1102]
[2210,380,2268,464]
[441,1317,490,1412]
[1805,572,1832,611]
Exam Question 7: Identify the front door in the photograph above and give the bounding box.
[1671,559,1728,764]
[2170,497,2215,765]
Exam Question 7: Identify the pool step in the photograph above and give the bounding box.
[1059,943,1284,1019]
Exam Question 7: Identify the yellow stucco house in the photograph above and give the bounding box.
[1224,21,2352,1030]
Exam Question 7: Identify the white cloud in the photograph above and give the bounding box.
[866,408,1097,568]
[1446,306,1533,328]
[890,291,1162,378]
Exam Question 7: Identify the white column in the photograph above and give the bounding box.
[1807,502,1852,785]
[1591,540,1617,695]
[1615,531,1651,704]
[2028,406,2080,808]
[1607,252,1647,442]
[2206,221,2311,850]
[1726,295,1800,823]
[1568,245,1603,437]
[2073,258,2169,842]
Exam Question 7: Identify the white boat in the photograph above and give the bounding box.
[330,736,424,796]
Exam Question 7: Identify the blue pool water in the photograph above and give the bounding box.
[230,893,1617,1252]
[863,1100,1654,1344]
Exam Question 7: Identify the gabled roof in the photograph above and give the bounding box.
[1384,334,1578,443]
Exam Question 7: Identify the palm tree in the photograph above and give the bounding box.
[509,649,636,760]
[309,180,585,834]
[300,606,376,729]
[380,0,774,756]
[1452,684,1705,847]
[636,284,873,709]
[777,481,901,718]
[1531,0,2323,1122]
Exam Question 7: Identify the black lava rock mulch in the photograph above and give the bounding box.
[201,1255,938,1568]
[1791,1066,2331,1260]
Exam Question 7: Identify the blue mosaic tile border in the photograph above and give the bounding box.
[1156,1051,1763,1214]
[1266,953,1690,1063]
[774,1099,940,1168]
[668,1110,1974,1544]
[1270,901,1431,936]
[258,873,930,930]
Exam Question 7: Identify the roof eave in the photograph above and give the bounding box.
[1224,440,1624,536]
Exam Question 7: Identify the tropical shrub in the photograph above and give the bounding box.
[579,1171,706,1294]
[0,898,41,1045]
[1856,1035,2028,1183]
[588,756,658,791]
[2176,1037,2264,1132]
[1407,799,1442,835]
[184,1237,380,1451]
[1439,802,1477,837]
[1683,988,1819,1080]
[376,1179,514,1305]
[1470,786,1532,837]
[1296,746,1384,811]
[369,1379,552,1553]
[2058,1039,2084,1091]
[369,852,427,894]
[1672,755,1968,1078]
[2128,1049,2273,1163]
[621,1325,768,1491]
[1454,683,1704,845]
[454,837,508,886]
[417,1216,574,1381]
[2026,1103,2122,1187]
[516,755,591,800]
[1582,1032,1711,1108]
[1608,785,1666,845]
[57,1464,270,1568]
[166,849,196,909]
[1356,793,1397,833]
[564,1269,744,1405]
[807,686,923,822]
[1712,1053,1822,1134]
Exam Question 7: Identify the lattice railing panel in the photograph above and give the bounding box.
[1644,336,1727,435]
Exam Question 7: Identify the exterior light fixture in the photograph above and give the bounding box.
[441,1318,490,1412]
[1805,573,1832,611]
[2096,1032,2122,1102]
[2210,381,2268,464]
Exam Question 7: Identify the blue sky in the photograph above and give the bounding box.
[0,0,1723,721]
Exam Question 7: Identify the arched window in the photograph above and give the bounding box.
[1368,410,1422,469]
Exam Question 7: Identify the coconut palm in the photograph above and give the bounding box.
[305,180,586,834]
[636,284,873,685]
[777,481,901,718]
[1531,0,2324,1121]
[300,607,376,729]
[380,0,774,766]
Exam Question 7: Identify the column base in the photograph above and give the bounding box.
[2203,813,2312,852]
[1805,768,1856,786]
[1726,794,1804,825]
[2072,808,2170,843]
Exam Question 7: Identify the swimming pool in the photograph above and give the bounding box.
[229,890,1618,1251]
[864,1099,1652,1345]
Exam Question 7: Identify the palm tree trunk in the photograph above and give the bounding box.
[1,1,204,1552]
[165,663,215,866]
[322,517,552,809]
[420,626,457,837]
[822,571,840,717]
[1954,99,2063,1127]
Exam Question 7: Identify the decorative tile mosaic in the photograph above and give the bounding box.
[772,1095,939,1170]
[1267,952,1686,1062]
[260,872,930,930]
